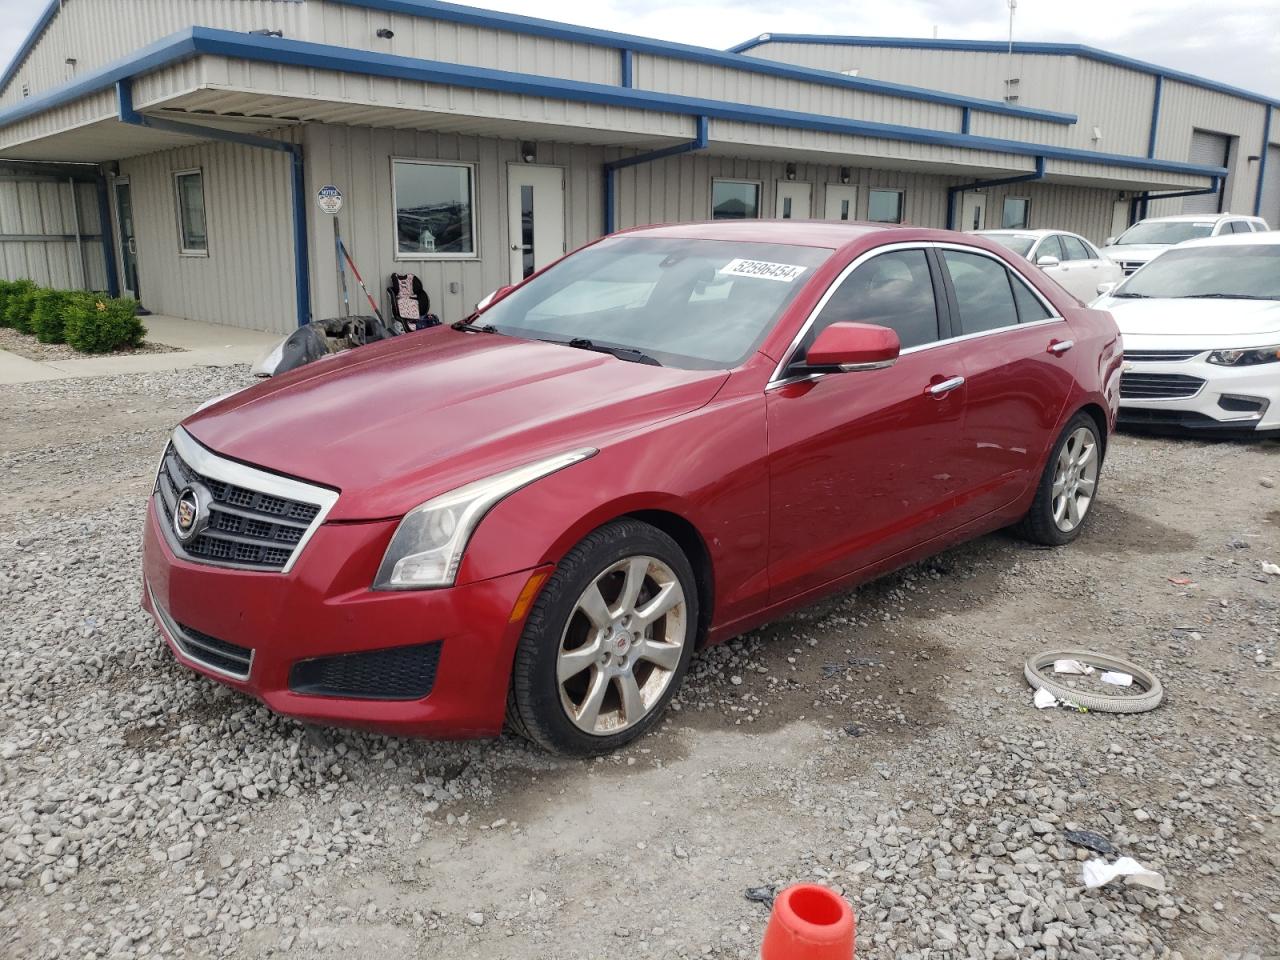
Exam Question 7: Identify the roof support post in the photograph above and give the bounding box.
[115,77,311,327]
[945,156,1045,230]
[94,172,120,297]
[620,49,634,87]
[1255,105,1272,217]
[961,107,971,135]
[602,115,709,234]
[1146,74,1163,159]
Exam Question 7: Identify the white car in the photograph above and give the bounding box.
[1093,232,1280,436]
[975,229,1124,302]
[1099,213,1269,277]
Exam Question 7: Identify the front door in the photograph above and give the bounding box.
[824,184,858,221]
[114,178,140,299]
[765,247,968,602]
[507,165,565,283]
[959,192,987,231]
[775,181,812,220]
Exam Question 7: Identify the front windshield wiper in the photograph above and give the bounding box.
[1175,293,1278,301]
[564,337,662,366]
[1110,292,1151,298]
[452,319,498,333]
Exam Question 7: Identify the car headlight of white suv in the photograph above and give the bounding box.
[1206,345,1280,367]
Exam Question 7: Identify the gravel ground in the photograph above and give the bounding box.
[1,365,1277,960]
[0,328,180,362]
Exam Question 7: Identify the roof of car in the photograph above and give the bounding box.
[976,229,1085,239]
[616,219,950,249]
[1135,213,1257,224]
[1174,231,1280,249]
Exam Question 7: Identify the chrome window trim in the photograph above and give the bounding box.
[767,241,1064,388]
[147,581,253,682]
[166,427,339,574]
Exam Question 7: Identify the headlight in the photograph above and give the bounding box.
[373,448,597,590]
[1207,345,1280,367]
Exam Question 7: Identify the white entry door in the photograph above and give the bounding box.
[775,181,812,219]
[959,192,987,231]
[507,164,565,283]
[824,184,858,221]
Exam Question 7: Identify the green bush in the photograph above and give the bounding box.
[1,280,38,332]
[64,296,146,353]
[0,279,27,325]
[31,288,81,343]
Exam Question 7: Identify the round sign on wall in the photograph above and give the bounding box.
[316,184,343,215]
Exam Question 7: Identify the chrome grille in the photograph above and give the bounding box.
[1119,372,1206,400]
[1118,261,1145,275]
[153,428,337,573]
[1123,349,1204,363]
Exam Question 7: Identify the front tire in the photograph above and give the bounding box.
[1015,412,1103,546]
[507,519,698,756]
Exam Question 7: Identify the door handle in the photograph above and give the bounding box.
[1048,339,1075,355]
[927,376,965,397]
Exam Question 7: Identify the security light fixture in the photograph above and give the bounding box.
[249,29,283,38]
[376,28,395,39]
[839,167,851,184]
[785,163,797,181]
[521,142,537,163]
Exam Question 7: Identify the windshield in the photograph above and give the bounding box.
[477,237,832,369]
[1114,245,1280,300]
[1114,220,1214,246]
[983,234,1036,258]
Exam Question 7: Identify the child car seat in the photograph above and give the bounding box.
[387,273,441,332]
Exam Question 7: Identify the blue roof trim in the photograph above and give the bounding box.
[0,0,60,96]
[0,28,1224,184]
[729,34,1280,109]
[327,0,1075,124]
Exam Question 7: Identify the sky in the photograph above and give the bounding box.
[1,0,1277,99]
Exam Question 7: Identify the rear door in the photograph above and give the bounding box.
[936,246,1077,523]
[765,245,969,601]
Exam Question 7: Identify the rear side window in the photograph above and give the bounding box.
[1227,221,1250,234]
[804,249,940,354]
[942,250,1019,333]
[1010,273,1052,322]
[1060,236,1091,261]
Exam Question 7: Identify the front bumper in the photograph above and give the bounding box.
[142,495,543,738]
[1118,352,1280,435]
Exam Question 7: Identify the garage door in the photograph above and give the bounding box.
[1184,130,1230,214]
[1262,144,1280,228]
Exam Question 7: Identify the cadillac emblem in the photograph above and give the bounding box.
[173,484,210,542]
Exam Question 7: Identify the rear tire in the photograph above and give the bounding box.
[1015,412,1103,546]
[507,519,698,756]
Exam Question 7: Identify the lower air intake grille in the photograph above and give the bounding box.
[1120,372,1205,400]
[288,642,443,700]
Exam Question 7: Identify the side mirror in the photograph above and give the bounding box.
[1104,237,1117,247]
[476,285,515,312]
[1036,254,1061,267]
[1096,281,1118,297]
[806,322,900,372]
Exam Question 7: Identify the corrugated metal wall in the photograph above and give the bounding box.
[0,171,107,290]
[1263,144,1280,226]
[0,0,309,108]
[117,132,296,333]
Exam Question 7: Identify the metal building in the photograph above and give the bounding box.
[0,1,1274,335]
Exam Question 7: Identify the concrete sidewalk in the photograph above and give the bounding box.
[0,314,280,384]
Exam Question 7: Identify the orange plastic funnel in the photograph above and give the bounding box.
[761,884,856,960]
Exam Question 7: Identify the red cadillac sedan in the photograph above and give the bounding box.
[142,221,1121,755]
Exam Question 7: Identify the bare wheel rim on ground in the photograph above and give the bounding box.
[556,555,687,735]
[1024,649,1164,713]
[1052,426,1099,533]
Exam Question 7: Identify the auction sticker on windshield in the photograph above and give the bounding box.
[718,258,808,282]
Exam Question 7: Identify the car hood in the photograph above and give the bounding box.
[183,329,730,520]
[1094,295,1280,339]
[1100,244,1167,262]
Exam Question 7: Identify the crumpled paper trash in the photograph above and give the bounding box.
[1054,659,1095,675]
[1033,687,1058,709]
[1081,856,1166,891]
[1100,671,1133,687]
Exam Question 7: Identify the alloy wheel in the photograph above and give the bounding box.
[1051,426,1099,532]
[556,555,688,736]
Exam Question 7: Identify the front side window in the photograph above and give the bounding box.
[711,180,760,220]
[1059,235,1091,261]
[942,250,1019,333]
[1035,235,1065,261]
[1113,245,1280,300]
[1002,197,1030,229]
[803,249,939,354]
[867,189,904,223]
[477,236,832,369]
[393,160,476,257]
[174,170,208,254]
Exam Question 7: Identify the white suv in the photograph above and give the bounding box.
[1100,213,1269,276]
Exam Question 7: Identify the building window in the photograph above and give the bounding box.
[867,188,904,223]
[1002,197,1031,229]
[711,179,760,220]
[174,169,208,255]
[392,159,477,258]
